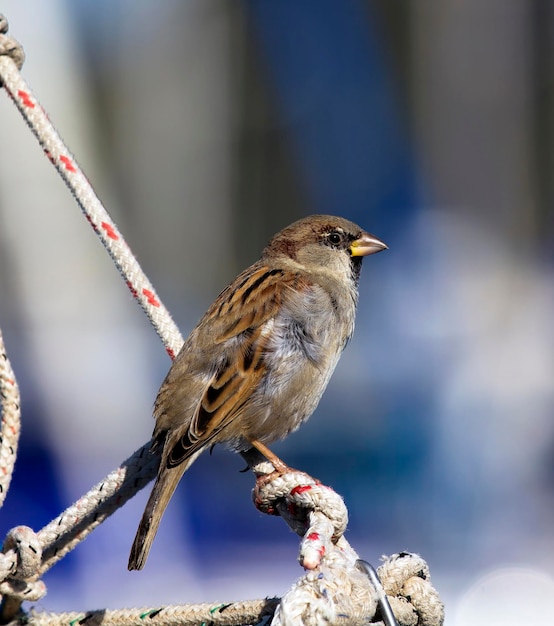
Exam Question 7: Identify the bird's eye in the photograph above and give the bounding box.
[327,231,343,246]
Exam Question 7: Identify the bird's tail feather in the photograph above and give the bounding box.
[128,455,196,571]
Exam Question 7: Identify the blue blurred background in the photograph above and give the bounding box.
[1,1,554,623]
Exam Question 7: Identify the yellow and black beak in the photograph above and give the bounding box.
[349,232,388,257]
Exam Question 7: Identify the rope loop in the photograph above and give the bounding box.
[0,579,46,602]
[253,470,316,516]
[0,15,25,71]
[253,470,349,570]
[378,552,445,626]
[253,471,348,536]
[3,526,42,581]
[0,526,47,604]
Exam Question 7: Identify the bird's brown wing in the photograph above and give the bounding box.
[164,265,307,468]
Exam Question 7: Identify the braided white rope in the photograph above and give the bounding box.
[0,13,444,626]
[37,444,159,574]
[0,29,182,360]
[23,599,280,626]
[0,444,159,607]
[0,330,20,508]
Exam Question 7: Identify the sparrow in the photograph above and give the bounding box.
[128,214,387,570]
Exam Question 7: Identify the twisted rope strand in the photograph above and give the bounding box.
[38,443,159,575]
[25,598,280,626]
[0,330,20,508]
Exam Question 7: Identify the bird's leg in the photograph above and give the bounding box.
[248,439,290,473]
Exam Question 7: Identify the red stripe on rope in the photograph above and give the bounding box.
[142,289,160,307]
[101,222,119,240]
[59,155,77,173]
[290,485,312,496]
[16,89,34,108]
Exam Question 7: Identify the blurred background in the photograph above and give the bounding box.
[1,1,554,623]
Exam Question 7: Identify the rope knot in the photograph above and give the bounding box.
[0,15,25,71]
[0,526,46,602]
[253,470,348,570]
[378,552,445,626]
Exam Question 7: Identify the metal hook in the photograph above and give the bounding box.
[356,559,398,626]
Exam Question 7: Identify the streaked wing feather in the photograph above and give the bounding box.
[165,265,307,469]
